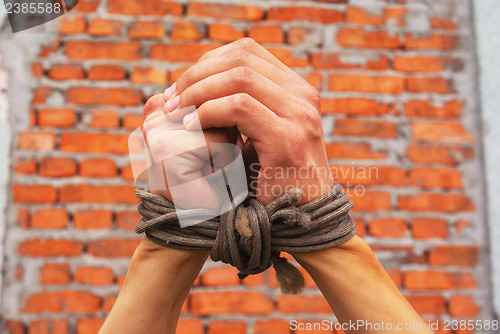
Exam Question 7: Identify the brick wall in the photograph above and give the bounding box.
[1,0,494,333]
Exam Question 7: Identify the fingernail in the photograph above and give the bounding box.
[183,112,195,128]
[166,95,180,113]
[164,82,177,100]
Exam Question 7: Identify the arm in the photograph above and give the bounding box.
[293,237,433,334]
[100,240,207,334]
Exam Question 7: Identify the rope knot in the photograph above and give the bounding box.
[135,183,356,294]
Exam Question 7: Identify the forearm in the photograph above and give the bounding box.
[100,239,208,334]
[293,236,433,334]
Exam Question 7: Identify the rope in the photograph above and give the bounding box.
[135,182,356,294]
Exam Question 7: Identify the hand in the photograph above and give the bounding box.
[141,93,242,211]
[164,38,334,204]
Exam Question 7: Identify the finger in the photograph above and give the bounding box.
[143,94,164,119]
[198,38,293,75]
[183,93,283,146]
[167,67,310,121]
[176,49,306,99]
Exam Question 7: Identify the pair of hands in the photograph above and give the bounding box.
[141,37,333,210]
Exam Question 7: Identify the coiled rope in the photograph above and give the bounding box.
[135,182,356,294]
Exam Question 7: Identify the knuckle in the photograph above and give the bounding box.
[227,49,250,67]
[233,93,253,115]
[237,37,258,50]
[230,66,253,87]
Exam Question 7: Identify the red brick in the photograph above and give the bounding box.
[456,220,474,235]
[398,193,474,212]
[431,17,457,30]
[120,164,134,181]
[17,209,30,229]
[131,67,168,84]
[48,64,85,80]
[38,108,76,127]
[32,87,52,104]
[288,27,316,45]
[15,159,37,175]
[41,263,71,285]
[60,16,86,34]
[31,62,43,78]
[385,7,407,26]
[267,48,308,68]
[332,165,405,187]
[150,43,220,62]
[170,21,205,41]
[116,210,141,231]
[31,208,68,229]
[73,0,99,13]
[188,2,264,21]
[40,157,77,178]
[394,55,445,72]
[67,87,142,106]
[403,100,463,118]
[122,113,143,130]
[66,41,142,60]
[74,266,114,285]
[386,269,403,287]
[80,158,117,178]
[191,291,274,315]
[208,321,246,334]
[407,144,474,164]
[328,74,404,94]
[76,318,105,334]
[87,238,141,258]
[411,121,474,143]
[38,40,61,58]
[129,21,165,39]
[59,185,138,204]
[13,184,57,203]
[87,65,125,81]
[312,53,388,70]
[60,132,129,154]
[268,6,343,23]
[201,267,241,286]
[333,119,397,138]
[407,77,452,93]
[29,319,69,334]
[89,110,120,128]
[405,34,459,50]
[428,246,479,266]
[349,191,392,212]
[346,7,385,25]
[102,295,117,312]
[406,295,446,315]
[326,142,387,160]
[253,319,290,334]
[209,23,245,42]
[177,319,204,334]
[409,167,462,189]
[248,25,284,44]
[107,0,182,16]
[412,218,448,239]
[17,131,56,151]
[171,66,189,82]
[18,239,83,257]
[369,218,407,238]
[74,210,113,230]
[404,271,478,291]
[321,98,392,115]
[303,72,322,90]
[338,28,401,49]
[449,295,480,317]
[88,18,122,36]
[277,295,331,313]
[4,320,25,334]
